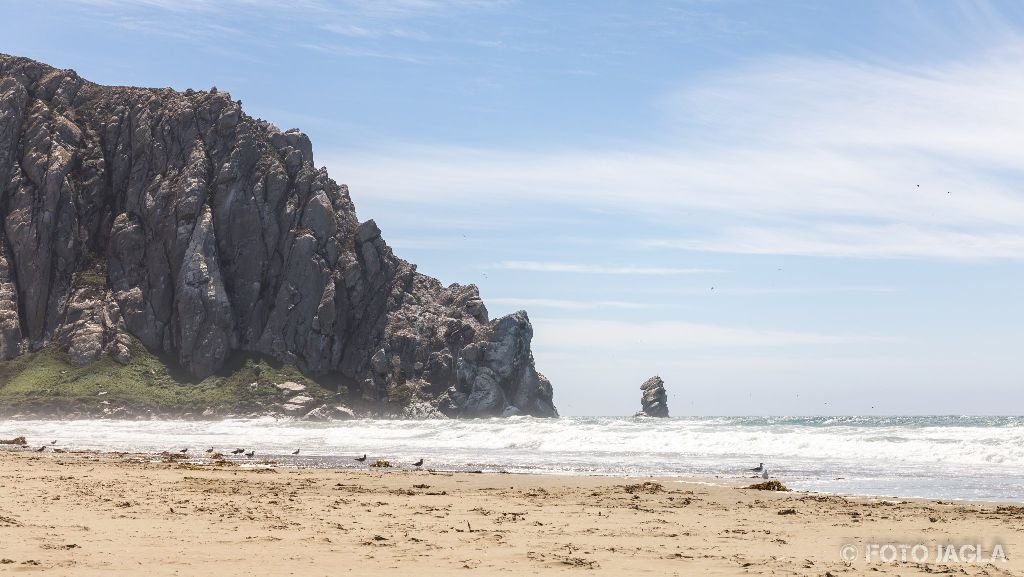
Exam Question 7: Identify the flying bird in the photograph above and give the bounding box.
[355,454,367,462]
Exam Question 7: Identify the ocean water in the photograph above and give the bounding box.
[2,416,1022,502]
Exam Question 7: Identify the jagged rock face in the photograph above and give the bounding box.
[0,54,557,418]
[636,376,668,417]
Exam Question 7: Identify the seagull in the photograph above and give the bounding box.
[179,448,188,454]
[292,449,300,455]
[245,451,255,458]
[750,462,764,473]
[355,454,367,462]
[762,469,769,479]
[205,448,214,453]
[50,440,57,445]
[231,448,245,454]
[412,458,424,467]
[35,446,45,452]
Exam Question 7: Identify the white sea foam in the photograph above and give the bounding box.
[2,416,1021,501]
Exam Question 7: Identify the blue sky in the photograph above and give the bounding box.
[5,0,1024,415]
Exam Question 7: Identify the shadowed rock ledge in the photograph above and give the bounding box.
[0,54,557,418]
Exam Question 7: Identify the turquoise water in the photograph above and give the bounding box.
[2,416,1021,501]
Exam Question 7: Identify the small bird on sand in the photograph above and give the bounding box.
[231,448,245,454]
[35,446,45,452]
[179,448,188,454]
[245,451,255,458]
[205,448,213,453]
[355,454,367,462]
[762,469,769,479]
[412,458,424,467]
[292,449,300,455]
[750,462,764,473]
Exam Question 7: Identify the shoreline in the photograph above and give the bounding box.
[2,415,1021,504]
[2,445,1018,506]
[8,447,1021,506]
[0,450,1021,575]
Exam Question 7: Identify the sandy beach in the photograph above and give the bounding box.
[0,450,1019,576]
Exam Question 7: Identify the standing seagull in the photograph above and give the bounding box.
[179,448,188,454]
[292,449,300,455]
[35,446,45,452]
[231,448,245,454]
[205,448,214,453]
[412,458,424,467]
[245,451,255,458]
[750,462,764,473]
[354,454,367,462]
[50,440,57,445]
[762,468,769,479]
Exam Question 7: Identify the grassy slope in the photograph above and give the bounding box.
[0,339,343,417]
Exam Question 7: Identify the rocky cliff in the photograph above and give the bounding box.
[0,54,557,418]
[635,376,668,418]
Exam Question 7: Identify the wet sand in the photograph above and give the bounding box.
[0,450,1021,576]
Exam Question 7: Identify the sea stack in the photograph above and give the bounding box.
[635,376,669,417]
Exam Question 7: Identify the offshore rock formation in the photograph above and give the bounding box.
[0,54,556,418]
[635,376,668,418]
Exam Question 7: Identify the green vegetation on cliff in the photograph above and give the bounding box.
[0,339,338,417]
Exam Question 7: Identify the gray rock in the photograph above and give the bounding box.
[333,405,356,419]
[301,404,334,421]
[635,376,669,417]
[401,401,447,419]
[450,311,557,418]
[287,394,314,407]
[280,402,308,415]
[274,381,306,395]
[0,54,558,418]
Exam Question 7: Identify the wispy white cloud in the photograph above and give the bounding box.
[642,285,899,296]
[646,224,1024,260]
[298,42,427,64]
[60,0,501,15]
[326,43,1024,260]
[487,261,723,275]
[60,0,224,11]
[111,17,246,41]
[531,318,890,351]
[487,298,653,310]
[334,0,511,19]
[59,0,504,53]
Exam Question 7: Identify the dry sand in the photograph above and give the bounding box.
[0,450,1021,576]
